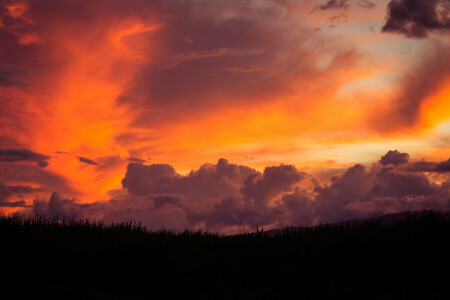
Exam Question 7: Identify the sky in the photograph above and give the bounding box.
[0,0,449,232]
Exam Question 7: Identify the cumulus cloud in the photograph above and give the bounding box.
[122,158,257,200]
[33,192,85,218]
[0,148,50,167]
[21,150,450,232]
[240,164,304,206]
[382,0,450,38]
[313,164,377,222]
[380,150,409,166]
[188,163,307,229]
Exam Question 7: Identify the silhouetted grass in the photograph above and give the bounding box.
[1,211,449,299]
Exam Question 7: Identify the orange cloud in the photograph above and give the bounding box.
[0,0,449,214]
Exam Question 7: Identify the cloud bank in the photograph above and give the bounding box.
[25,150,450,233]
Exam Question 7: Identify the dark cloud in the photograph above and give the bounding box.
[313,164,377,222]
[0,181,30,207]
[0,62,29,87]
[33,192,83,218]
[0,181,11,202]
[188,164,309,229]
[435,159,450,172]
[7,185,44,193]
[406,158,450,173]
[0,148,50,167]
[240,164,304,206]
[190,150,449,229]
[372,42,450,132]
[317,0,350,10]
[0,200,28,207]
[382,0,450,38]
[370,168,437,198]
[128,157,146,163]
[405,161,437,172]
[150,194,183,209]
[77,157,99,166]
[122,158,257,200]
[121,163,178,196]
[380,150,409,166]
[0,162,76,195]
[94,156,127,171]
[188,196,284,229]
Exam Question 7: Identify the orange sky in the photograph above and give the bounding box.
[0,0,449,231]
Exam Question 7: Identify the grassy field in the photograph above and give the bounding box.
[1,211,449,299]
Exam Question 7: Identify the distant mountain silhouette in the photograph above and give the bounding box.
[264,210,450,236]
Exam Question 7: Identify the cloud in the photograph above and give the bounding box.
[77,157,99,166]
[317,0,350,10]
[22,150,450,232]
[313,152,449,222]
[0,162,76,195]
[380,150,409,166]
[372,41,450,132]
[326,13,349,28]
[121,163,178,196]
[371,168,437,198]
[33,192,84,218]
[382,0,450,38]
[108,0,361,127]
[406,158,450,173]
[6,185,44,194]
[188,164,311,229]
[435,159,450,172]
[122,158,257,200]
[128,157,146,163]
[150,194,183,209]
[0,2,40,45]
[0,181,11,202]
[313,164,377,222]
[240,164,304,206]
[0,63,29,87]
[188,151,449,229]
[0,148,50,167]
[0,181,29,207]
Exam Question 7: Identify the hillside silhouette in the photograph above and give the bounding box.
[1,211,449,298]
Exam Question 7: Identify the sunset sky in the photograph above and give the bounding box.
[0,0,449,232]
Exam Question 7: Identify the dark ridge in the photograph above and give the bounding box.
[0,211,449,298]
[264,209,450,236]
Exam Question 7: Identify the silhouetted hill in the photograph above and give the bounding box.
[1,211,449,299]
[264,210,450,236]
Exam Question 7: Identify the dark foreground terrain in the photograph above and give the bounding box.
[1,211,449,299]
